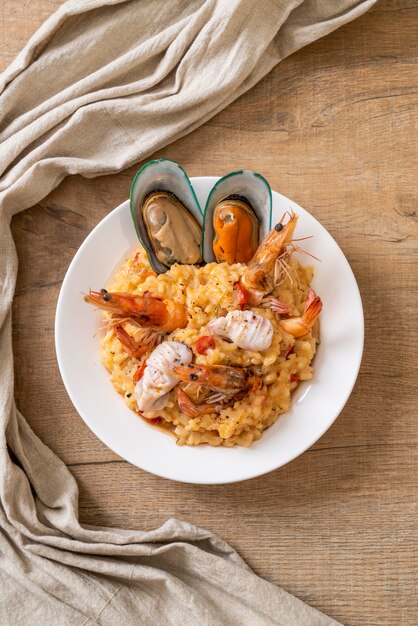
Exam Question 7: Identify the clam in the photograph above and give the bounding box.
[202,170,272,264]
[130,159,203,273]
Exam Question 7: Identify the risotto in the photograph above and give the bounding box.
[99,246,318,447]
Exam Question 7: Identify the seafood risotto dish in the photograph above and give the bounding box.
[84,161,322,447]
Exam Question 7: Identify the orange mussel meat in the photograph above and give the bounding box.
[212,197,259,264]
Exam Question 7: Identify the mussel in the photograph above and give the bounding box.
[142,190,202,267]
[202,170,272,264]
[130,159,203,273]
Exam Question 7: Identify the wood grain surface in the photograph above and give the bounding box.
[3,1,418,624]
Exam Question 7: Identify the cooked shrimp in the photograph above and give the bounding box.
[279,289,322,337]
[175,364,262,417]
[84,289,187,331]
[86,290,187,358]
[207,310,273,351]
[173,363,253,392]
[241,211,298,306]
[135,341,192,412]
[84,289,187,332]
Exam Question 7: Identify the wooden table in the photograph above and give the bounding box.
[3,1,417,624]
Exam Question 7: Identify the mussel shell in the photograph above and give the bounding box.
[202,170,272,264]
[212,196,259,264]
[142,190,203,267]
[130,159,203,273]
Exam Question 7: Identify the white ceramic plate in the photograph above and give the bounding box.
[55,177,364,484]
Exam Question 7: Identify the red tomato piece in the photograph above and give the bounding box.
[290,374,300,383]
[196,335,215,355]
[148,417,162,425]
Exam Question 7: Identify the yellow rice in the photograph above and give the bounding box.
[100,247,318,447]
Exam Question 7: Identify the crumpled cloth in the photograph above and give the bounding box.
[0,1,375,623]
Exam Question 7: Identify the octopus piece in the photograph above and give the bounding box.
[135,341,192,412]
[207,310,273,352]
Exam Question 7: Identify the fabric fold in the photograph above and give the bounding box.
[0,0,375,623]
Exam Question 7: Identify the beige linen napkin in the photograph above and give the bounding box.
[0,1,375,623]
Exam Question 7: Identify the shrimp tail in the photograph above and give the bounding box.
[279,289,322,337]
[303,289,322,326]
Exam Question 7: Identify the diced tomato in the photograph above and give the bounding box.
[285,346,295,358]
[133,360,147,383]
[233,282,248,310]
[290,374,299,383]
[196,335,215,355]
[148,417,162,425]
